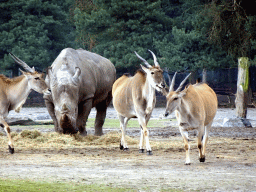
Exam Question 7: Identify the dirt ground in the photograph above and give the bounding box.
[1,108,256,191]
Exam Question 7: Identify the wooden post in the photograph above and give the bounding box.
[235,57,250,118]
[202,68,207,83]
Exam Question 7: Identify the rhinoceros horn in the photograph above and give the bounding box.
[62,104,69,112]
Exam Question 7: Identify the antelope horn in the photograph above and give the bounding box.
[169,72,177,92]
[176,73,191,92]
[134,51,152,68]
[148,50,160,67]
[9,53,35,73]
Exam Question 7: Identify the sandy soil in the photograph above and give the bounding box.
[1,108,256,191]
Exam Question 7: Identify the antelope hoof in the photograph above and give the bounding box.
[8,145,14,154]
[120,144,124,150]
[123,148,129,151]
[185,162,191,165]
[147,150,153,155]
[139,149,145,153]
[199,156,205,162]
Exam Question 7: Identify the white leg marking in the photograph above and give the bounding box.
[139,129,144,150]
[118,115,129,150]
[202,122,212,159]
[138,116,151,153]
[180,128,190,165]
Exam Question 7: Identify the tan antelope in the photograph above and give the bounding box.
[112,50,165,155]
[164,73,218,164]
[0,53,50,154]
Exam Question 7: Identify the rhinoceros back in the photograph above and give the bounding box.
[50,48,116,105]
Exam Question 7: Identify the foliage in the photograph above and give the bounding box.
[199,0,256,59]
[1,0,254,76]
[72,0,235,74]
[73,0,173,73]
[0,0,76,76]
[155,0,235,72]
[154,26,234,71]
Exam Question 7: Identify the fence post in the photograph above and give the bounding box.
[235,57,250,118]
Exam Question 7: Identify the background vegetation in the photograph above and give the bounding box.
[1,0,255,77]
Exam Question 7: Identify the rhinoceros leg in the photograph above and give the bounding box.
[44,97,59,132]
[95,91,112,136]
[77,99,93,136]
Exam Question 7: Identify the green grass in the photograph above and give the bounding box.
[87,118,174,128]
[0,179,135,192]
[11,118,174,130]
[0,178,182,192]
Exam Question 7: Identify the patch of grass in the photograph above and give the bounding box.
[20,130,41,139]
[87,118,173,128]
[9,118,173,131]
[0,118,175,149]
[0,178,135,192]
[0,131,138,149]
[96,131,138,145]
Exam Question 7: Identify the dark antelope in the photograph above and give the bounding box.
[112,50,165,155]
[0,53,50,153]
[164,73,218,164]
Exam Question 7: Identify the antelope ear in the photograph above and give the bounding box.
[177,88,188,98]
[19,68,25,74]
[177,91,186,98]
[20,69,32,79]
[140,64,149,73]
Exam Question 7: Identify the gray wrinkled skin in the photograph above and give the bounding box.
[44,48,116,135]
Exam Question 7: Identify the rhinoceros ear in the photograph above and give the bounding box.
[72,67,81,86]
[48,67,57,87]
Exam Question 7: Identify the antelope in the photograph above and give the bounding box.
[112,50,165,155]
[164,73,218,164]
[0,53,50,154]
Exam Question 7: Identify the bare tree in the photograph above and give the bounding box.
[202,0,256,119]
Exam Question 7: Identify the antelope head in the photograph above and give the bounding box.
[164,72,191,117]
[134,50,165,92]
[9,53,50,95]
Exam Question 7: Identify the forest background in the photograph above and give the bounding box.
[1,0,256,86]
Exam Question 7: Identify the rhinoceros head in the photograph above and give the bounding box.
[49,63,81,134]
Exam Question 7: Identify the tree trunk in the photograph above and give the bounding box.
[235,57,250,118]
[202,68,207,83]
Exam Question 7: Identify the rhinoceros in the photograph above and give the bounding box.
[44,48,116,135]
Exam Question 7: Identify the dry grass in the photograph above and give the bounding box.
[0,130,139,149]
[0,129,185,153]
[1,129,255,164]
